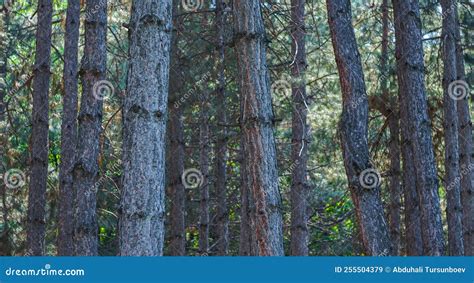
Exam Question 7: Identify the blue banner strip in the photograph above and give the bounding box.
[0,256,472,283]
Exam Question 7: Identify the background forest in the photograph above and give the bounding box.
[0,0,472,256]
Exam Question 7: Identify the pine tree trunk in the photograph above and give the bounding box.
[199,89,210,255]
[327,0,392,256]
[380,0,401,255]
[239,145,257,255]
[58,0,80,256]
[441,0,464,256]
[290,0,309,256]
[119,0,172,256]
[401,117,423,255]
[233,0,284,256]
[167,1,185,256]
[389,0,423,256]
[454,4,474,256]
[392,0,445,255]
[387,112,402,254]
[72,0,107,256]
[0,8,10,256]
[27,0,53,256]
[214,0,229,256]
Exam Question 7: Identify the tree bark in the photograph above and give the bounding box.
[401,132,423,255]
[198,89,210,255]
[239,144,257,256]
[387,0,423,256]
[441,0,464,256]
[27,0,53,256]
[327,0,392,256]
[379,0,401,255]
[0,8,10,256]
[58,0,80,256]
[72,0,107,256]
[214,0,229,256]
[454,4,474,256]
[167,0,186,256]
[290,0,309,256]
[233,0,284,256]
[119,0,172,256]
[392,0,445,255]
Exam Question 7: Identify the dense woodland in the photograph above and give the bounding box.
[0,0,472,256]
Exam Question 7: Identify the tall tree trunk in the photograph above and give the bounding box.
[290,0,309,256]
[0,8,10,256]
[389,0,423,256]
[233,0,284,256]
[214,0,229,256]
[392,0,445,255]
[72,0,107,256]
[198,89,210,255]
[27,0,53,256]
[119,0,172,256]
[379,0,401,255]
[454,4,474,256]
[238,144,257,255]
[167,0,186,256]
[441,0,464,256]
[58,0,80,256]
[387,112,401,254]
[327,0,391,256]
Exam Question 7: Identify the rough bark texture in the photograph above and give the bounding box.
[214,0,229,256]
[119,0,172,256]
[380,0,401,255]
[233,0,284,256]
[167,0,185,256]
[167,104,185,255]
[392,0,445,255]
[0,8,10,256]
[290,0,309,256]
[72,0,107,256]
[387,111,402,255]
[327,0,392,256]
[58,0,80,256]
[238,144,257,256]
[199,89,210,255]
[454,4,474,256]
[27,0,53,256]
[389,0,423,256]
[441,0,464,256]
